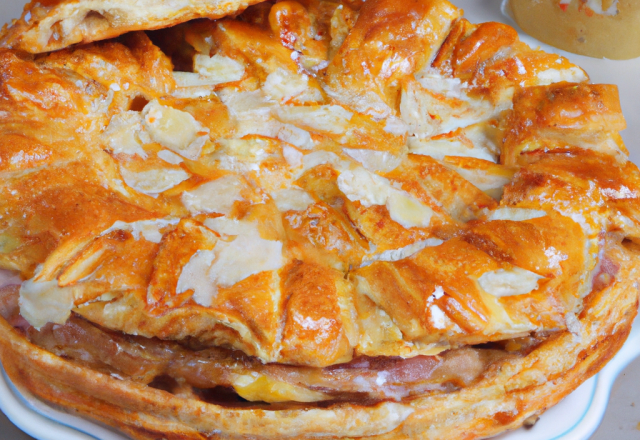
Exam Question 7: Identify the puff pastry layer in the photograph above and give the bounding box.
[0,0,639,438]
[0,0,269,54]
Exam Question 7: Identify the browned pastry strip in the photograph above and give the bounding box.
[0,238,637,439]
[502,82,627,165]
[432,18,589,106]
[325,0,460,118]
[0,0,269,54]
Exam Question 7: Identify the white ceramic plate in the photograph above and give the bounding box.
[1,0,640,439]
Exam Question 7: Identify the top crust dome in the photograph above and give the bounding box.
[1,0,639,369]
[1,0,640,438]
[0,0,269,54]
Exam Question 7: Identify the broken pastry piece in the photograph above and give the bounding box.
[0,0,268,54]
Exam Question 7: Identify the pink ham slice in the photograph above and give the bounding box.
[0,285,517,403]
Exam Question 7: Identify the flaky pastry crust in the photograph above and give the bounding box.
[0,0,266,54]
[0,0,639,438]
[0,240,637,439]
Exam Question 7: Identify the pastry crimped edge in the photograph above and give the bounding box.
[0,0,266,54]
[1,238,637,440]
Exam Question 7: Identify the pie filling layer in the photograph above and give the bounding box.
[0,284,536,405]
[0,232,621,406]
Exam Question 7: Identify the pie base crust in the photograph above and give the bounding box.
[1,239,637,440]
[0,0,267,54]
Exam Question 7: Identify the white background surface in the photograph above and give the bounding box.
[0,0,638,439]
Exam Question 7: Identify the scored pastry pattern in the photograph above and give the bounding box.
[0,0,639,436]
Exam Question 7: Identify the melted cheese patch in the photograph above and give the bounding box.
[275,124,314,149]
[302,151,350,174]
[408,138,495,162]
[182,175,246,215]
[478,267,544,297]
[177,233,284,306]
[276,105,354,135]
[263,68,323,104]
[142,100,209,160]
[487,208,547,221]
[536,67,587,85]
[337,168,389,207]
[211,235,283,288]
[219,89,275,116]
[216,138,270,161]
[102,111,149,158]
[176,249,217,306]
[231,374,329,403]
[101,218,180,243]
[384,116,409,136]
[218,90,314,149]
[450,167,513,194]
[282,145,303,168]
[119,166,190,195]
[386,192,434,229]
[338,168,434,228]
[271,188,315,211]
[157,150,184,165]
[208,138,278,173]
[19,275,75,329]
[343,148,403,172]
[194,54,245,85]
[203,217,259,237]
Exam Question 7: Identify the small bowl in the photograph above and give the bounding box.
[506,0,640,60]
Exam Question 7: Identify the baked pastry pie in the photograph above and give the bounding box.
[0,0,269,54]
[0,0,639,438]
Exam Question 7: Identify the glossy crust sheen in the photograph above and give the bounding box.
[0,0,265,54]
[0,0,640,438]
[0,241,637,439]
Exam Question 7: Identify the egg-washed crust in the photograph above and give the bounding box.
[1,0,640,437]
[0,238,637,440]
[3,0,636,368]
[508,0,640,60]
[0,0,267,54]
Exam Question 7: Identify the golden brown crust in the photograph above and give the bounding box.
[1,0,640,438]
[1,239,637,439]
[432,18,590,105]
[325,0,460,117]
[3,0,595,366]
[0,36,176,279]
[502,82,627,165]
[0,0,268,54]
